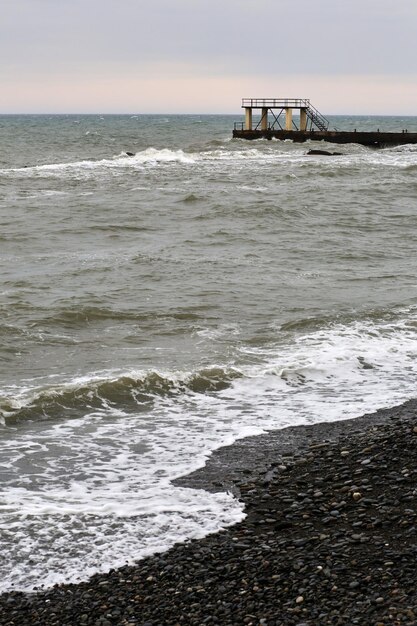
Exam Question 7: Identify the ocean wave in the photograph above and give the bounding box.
[279,307,401,333]
[128,147,196,165]
[180,193,205,203]
[403,163,417,172]
[2,139,417,181]
[0,144,363,180]
[382,143,417,153]
[0,366,243,426]
[0,146,402,181]
[0,148,198,178]
[257,309,417,402]
[8,304,203,329]
[4,305,416,427]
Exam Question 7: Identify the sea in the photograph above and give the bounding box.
[1,113,417,593]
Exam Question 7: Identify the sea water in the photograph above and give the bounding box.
[1,113,417,592]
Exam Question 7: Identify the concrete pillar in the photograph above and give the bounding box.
[300,108,307,131]
[285,108,293,131]
[261,107,268,131]
[245,107,253,131]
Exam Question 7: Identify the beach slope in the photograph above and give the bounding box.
[1,401,417,626]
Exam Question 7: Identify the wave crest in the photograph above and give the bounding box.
[0,367,242,426]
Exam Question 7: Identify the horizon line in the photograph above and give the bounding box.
[0,111,416,117]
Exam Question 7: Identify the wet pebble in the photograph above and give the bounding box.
[1,405,417,626]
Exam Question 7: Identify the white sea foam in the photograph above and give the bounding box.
[0,149,197,180]
[1,307,417,592]
[2,142,416,183]
[236,185,269,192]
[127,148,197,165]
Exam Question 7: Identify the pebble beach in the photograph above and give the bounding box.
[1,400,416,626]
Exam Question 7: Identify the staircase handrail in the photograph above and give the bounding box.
[306,103,329,130]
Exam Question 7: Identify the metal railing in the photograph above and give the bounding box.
[304,102,329,131]
[242,98,310,109]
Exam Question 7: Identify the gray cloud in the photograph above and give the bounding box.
[2,0,417,76]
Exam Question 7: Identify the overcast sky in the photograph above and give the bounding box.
[2,0,417,114]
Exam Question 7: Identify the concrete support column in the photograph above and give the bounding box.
[261,107,268,131]
[285,108,293,131]
[245,108,253,131]
[300,108,307,131]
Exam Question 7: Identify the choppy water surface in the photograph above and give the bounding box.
[1,113,417,592]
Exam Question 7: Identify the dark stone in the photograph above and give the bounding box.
[306,149,343,156]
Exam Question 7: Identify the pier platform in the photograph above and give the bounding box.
[233,98,417,147]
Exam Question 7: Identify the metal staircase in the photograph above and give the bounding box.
[305,103,329,131]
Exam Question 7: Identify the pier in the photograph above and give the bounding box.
[233,98,417,147]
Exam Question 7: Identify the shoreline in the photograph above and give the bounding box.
[174,401,407,495]
[1,400,417,625]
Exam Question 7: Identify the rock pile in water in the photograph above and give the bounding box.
[1,404,416,626]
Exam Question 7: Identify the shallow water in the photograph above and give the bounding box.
[1,113,417,591]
